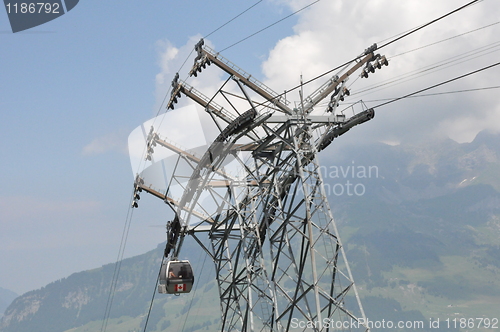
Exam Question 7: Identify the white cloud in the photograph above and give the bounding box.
[438,102,500,143]
[262,0,500,143]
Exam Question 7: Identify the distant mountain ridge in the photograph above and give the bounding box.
[2,130,500,332]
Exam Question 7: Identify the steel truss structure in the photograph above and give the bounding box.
[133,39,388,332]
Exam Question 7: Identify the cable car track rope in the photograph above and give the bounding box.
[100,203,135,332]
[389,21,500,59]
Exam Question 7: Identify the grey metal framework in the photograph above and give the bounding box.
[133,39,388,332]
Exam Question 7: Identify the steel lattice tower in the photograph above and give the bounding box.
[133,39,388,332]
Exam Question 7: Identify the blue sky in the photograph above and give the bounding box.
[0,1,299,295]
[1,0,500,295]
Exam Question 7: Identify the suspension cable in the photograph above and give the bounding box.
[153,0,266,131]
[133,1,492,328]
[270,0,485,100]
[100,198,135,332]
[204,1,263,39]
[180,252,208,332]
[371,60,500,109]
[390,21,500,59]
[141,255,166,332]
[377,0,482,51]
[352,85,500,103]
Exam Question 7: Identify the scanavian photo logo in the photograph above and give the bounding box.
[3,0,79,32]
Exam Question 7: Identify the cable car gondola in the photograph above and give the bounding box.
[158,260,194,294]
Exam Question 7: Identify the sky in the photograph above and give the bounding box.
[1,0,499,295]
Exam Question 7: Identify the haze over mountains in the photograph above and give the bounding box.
[2,130,499,332]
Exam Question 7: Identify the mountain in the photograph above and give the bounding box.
[0,288,18,319]
[0,241,219,332]
[2,130,500,332]
[0,245,161,332]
